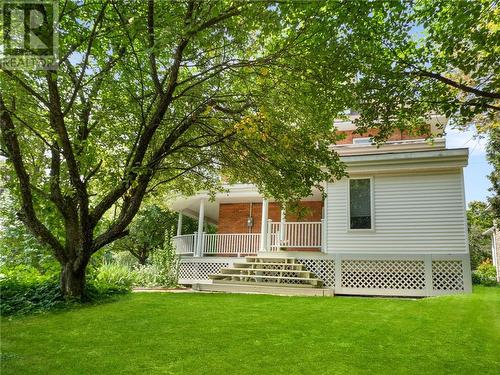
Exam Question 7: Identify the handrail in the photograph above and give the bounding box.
[203,233,260,256]
[268,221,322,249]
[172,234,196,255]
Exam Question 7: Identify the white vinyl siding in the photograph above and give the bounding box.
[326,170,468,254]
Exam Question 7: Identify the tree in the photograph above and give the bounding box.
[1,0,499,298]
[111,205,196,265]
[467,201,494,269]
[315,0,499,141]
[486,127,500,218]
[0,1,346,298]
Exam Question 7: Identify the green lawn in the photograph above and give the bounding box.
[1,287,499,375]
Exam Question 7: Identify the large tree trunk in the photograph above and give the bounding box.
[60,261,87,299]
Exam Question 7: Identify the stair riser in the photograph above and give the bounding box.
[210,275,322,287]
[232,263,305,270]
[220,269,312,277]
[207,256,324,289]
[213,280,318,288]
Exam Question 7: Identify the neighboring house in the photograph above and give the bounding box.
[483,221,500,282]
[169,116,472,297]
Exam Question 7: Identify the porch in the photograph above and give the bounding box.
[170,184,326,257]
[173,221,325,256]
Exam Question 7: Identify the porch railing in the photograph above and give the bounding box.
[203,233,260,256]
[172,220,324,256]
[268,221,322,250]
[172,233,196,255]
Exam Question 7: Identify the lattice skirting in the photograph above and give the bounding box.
[178,259,232,284]
[178,254,471,296]
[296,258,335,288]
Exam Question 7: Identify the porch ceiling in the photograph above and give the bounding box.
[169,184,323,224]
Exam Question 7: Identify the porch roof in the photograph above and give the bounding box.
[169,184,323,223]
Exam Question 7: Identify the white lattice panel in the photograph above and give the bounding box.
[179,262,229,281]
[432,260,464,291]
[341,259,425,290]
[297,259,335,287]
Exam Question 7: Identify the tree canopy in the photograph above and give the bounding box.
[1,0,498,297]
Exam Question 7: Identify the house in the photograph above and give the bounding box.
[169,115,472,297]
[483,220,500,282]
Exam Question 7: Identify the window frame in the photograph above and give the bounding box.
[347,177,375,232]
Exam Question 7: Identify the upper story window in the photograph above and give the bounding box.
[349,178,373,230]
[352,137,372,145]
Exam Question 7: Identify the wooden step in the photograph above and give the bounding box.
[232,262,305,270]
[209,273,322,287]
[245,256,296,264]
[193,283,334,297]
[212,279,317,288]
[219,267,312,277]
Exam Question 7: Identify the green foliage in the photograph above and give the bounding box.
[132,265,164,288]
[472,259,498,286]
[0,266,63,316]
[1,0,498,298]
[486,127,500,217]
[467,201,494,269]
[149,230,180,287]
[110,205,196,265]
[0,190,59,273]
[93,263,135,293]
[0,265,130,316]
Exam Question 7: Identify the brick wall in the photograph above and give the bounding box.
[217,201,323,234]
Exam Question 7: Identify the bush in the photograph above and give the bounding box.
[0,265,132,316]
[93,263,135,293]
[471,272,482,285]
[133,264,163,287]
[148,231,180,287]
[0,267,64,316]
[472,259,498,286]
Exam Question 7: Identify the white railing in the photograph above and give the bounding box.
[203,233,260,256]
[268,221,322,250]
[172,234,196,255]
[173,221,324,256]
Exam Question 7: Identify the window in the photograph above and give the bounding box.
[349,178,373,230]
[352,137,372,145]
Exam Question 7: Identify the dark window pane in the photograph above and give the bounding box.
[350,179,371,229]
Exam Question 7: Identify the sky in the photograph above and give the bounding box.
[445,127,493,205]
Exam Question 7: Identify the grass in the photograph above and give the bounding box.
[1,287,499,375]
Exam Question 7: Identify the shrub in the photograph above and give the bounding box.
[472,259,498,286]
[0,271,64,316]
[94,263,135,293]
[133,264,163,287]
[0,265,134,316]
[112,251,139,269]
[149,231,180,287]
[471,272,482,285]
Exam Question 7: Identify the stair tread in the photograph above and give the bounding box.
[220,267,310,274]
[209,273,321,282]
[211,280,318,288]
[245,256,296,262]
[232,262,305,268]
[220,268,312,277]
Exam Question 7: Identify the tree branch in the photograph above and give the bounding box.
[0,95,66,260]
[417,70,500,100]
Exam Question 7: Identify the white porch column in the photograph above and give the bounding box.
[322,197,327,252]
[259,199,269,252]
[176,211,183,236]
[195,199,205,257]
[279,206,286,244]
